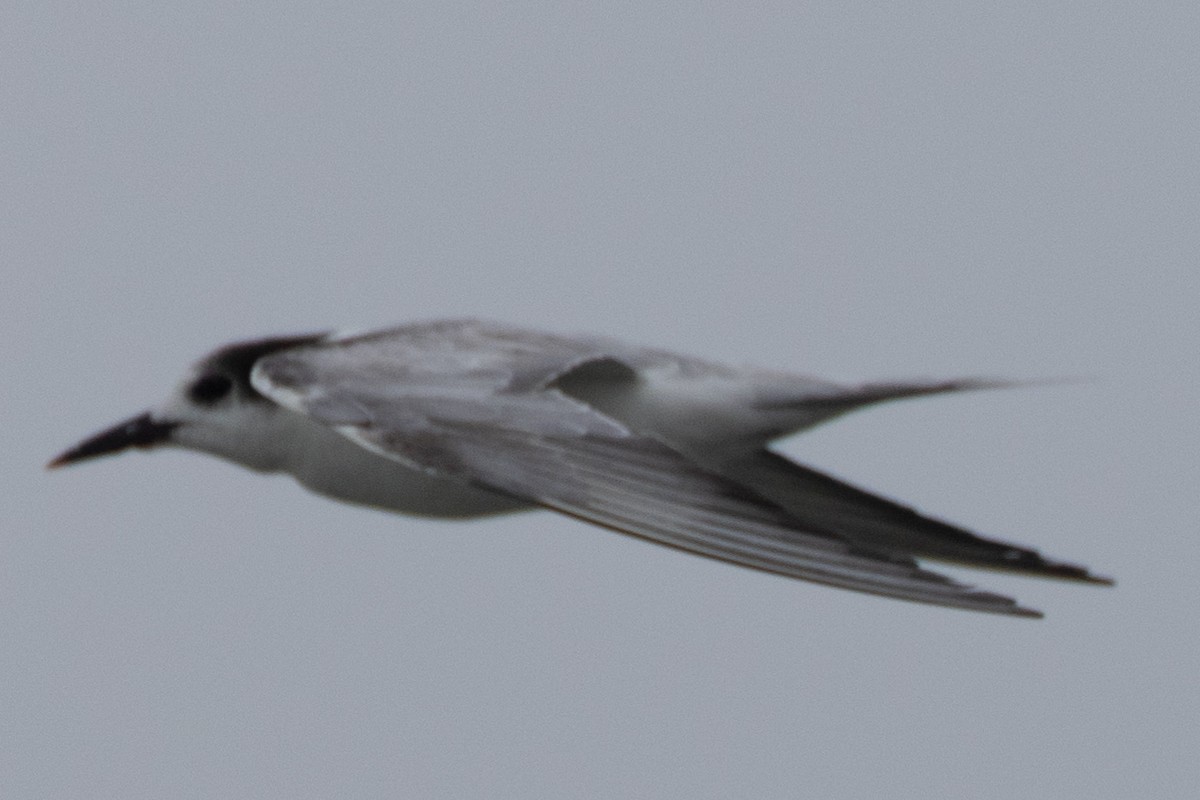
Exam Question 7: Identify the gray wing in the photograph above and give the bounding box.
[252,330,1041,616]
[716,450,1112,583]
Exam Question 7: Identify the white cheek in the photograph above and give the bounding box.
[160,399,288,473]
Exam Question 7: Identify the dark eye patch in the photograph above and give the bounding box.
[188,373,234,404]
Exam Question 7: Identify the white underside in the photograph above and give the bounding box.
[293,432,533,518]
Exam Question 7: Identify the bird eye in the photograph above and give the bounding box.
[188,373,234,404]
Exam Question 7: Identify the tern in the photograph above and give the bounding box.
[50,319,1110,616]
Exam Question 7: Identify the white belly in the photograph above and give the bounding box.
[287,418,534,518]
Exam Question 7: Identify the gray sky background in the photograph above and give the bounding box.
[6,3,1198,798]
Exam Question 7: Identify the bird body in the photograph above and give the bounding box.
[51,319,1110,617]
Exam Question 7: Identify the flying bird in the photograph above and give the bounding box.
[49,319,1110,616]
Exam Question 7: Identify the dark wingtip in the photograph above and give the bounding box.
[1047,562,1115,586]
[1024,558,1115,586]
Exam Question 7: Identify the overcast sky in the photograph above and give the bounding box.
[6,3,1198,798]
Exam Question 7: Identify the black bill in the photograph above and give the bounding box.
[48,412,178,469]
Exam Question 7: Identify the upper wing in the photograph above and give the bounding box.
[251,328,1041,616]
[716,450,1112,583]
